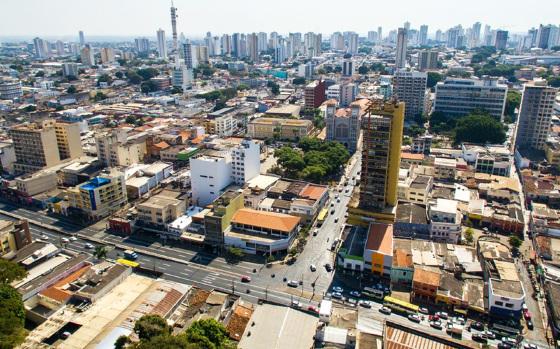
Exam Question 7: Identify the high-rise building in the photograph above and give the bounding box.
[274,41,287,64]
[358,99,404,215]
[221,34,231,55]
[348,32,359,54]
[494,30,509,50]
[393,70,427,120]
[79,30,85,47]
[290,32,302,55]
[62,63,79,78]
[33,37,49,59]
[257,32,268,52]
[404,21,411,31]
[536,24,559,49]
[157,28,167,59]
[377,27,383,42]
[196,45,209,64]
[434,77,508,121]
[55,40,65,56]
[270,32,279,50]
[471,22,481,47]
[182,41,195,69]
[80,46,95,66]
[447,26,462,48]
[0,78,23,100]
[247,33,259,63]
[232,33,241,57]
[100,47,115,64]
[435,30,443,42]
[417,50,439,71]
[515,79,558,151]
[52,120,84,160]
[419,25,428,46]
[134,37,150,53]
[368,31,378,43]
[342,55,353,77]
[331,32,344,51]
[304,32,321,57]
[304,80,326,111]
[340,83,358,107]
[395,28,407,69]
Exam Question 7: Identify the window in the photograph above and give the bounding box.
[495,301,504,306]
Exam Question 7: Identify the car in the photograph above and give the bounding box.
[472,333,488,343]
[331,292,343,299]
[60,331,71,339]
[307,306,319,313]
[332,286,344,293]
[291,300,302,308]
[408,314,421,323]
[502,337,516,346]
[527,319,534,330]
[337,198,341,203]
[334,218,339,223]
[524,344,538,349]
[61,237,69,243]
[358,300,372,308]
[470,321,484,331]
[331,209,335,215]
[287,280,299,287]
[435,311,448,319]
[310,264,317,272]
[482,330,495,339]
[69,236,78,241]
[349,290,361,297]
[331,203,335,207]
[345,189,349,193]
[379,306,392,315]
[429,321,443,329]
[522,303,528,311]
[418,307,429,314]
[241,276,251,283]
[428,315,440,321]
[85,243,94,249]
[313,229,319,236]
[347,298,357,307]
[524,310,532,320]
[497,343,513,349]
[451,316,465,325]
[325,263,333,272]
[40,234,49,240]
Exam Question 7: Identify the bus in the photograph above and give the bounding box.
[116,258,140,268]
[317,208,328,227]
[383,296,419,315]
[363,287,385,300]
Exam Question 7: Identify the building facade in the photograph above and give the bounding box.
[393,70,427,120]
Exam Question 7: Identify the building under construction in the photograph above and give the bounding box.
[348,98,405,225]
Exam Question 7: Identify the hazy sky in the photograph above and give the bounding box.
[1,0,558,39]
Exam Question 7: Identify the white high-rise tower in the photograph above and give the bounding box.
[157,28,167,59]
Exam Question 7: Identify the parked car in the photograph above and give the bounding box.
[332,286,344,293]
[61,237,69,243]
[40,234,49,240]
[291,300,302,308]
[470,321,484,331]
[472,333,488,343]
[408,314,421,323]
[287,280,299,287]
[349,290,361,298]
[379,306,392,315]
[307,306,318,313]
[85,243,94,249]
[241,276,251,283]
[428,315,440,321]
[313,229,319,236]
[70,236,78,241]
[429,320,443,329]
[331,292,343,299]
[497,343,513,349]
[347,298,357,307]
[418,307,429,314]
[523,310,532,320]
[502,337,516,346]
[324,263,333,272]
[310,264,317,272]
[435,311,448,319]
[523,344,538,349]
[522,303,528,311]
[358,300,372,308]
[482,330,496,339]
[527,319,534,330]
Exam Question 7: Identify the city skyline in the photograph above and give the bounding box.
[1,0,559,39]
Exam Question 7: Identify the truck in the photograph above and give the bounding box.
[123,249,138,261]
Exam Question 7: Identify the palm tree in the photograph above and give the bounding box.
[93,246,107,260]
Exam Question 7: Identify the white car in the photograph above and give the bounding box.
[291,300,302,308]
[61,237,70,243]
[70,236,78,241]
[310,264,317,272]
[85,243,94,249]
[379,306,392,315]
[332,286,344,293]
[40,234,49,240]
[287,280,299,287]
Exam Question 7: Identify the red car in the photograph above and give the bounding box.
[523,310,531,320]
[307,306,319,313]
[429,314,440,321]
[241,276,251,283]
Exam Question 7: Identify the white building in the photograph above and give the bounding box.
[190,152,233,207]
[488,260,526,317]
[0,79,23,100]
[157,28,167,60]
[326,84,341,102]
[428,198,462,243]
[231,139,260,185]
[340,83,357,107]
[393,70,427,120]
[80,46,95,66]
[395,28,408,69]
[62,63,79,78]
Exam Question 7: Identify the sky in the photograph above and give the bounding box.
[1,0,558,40]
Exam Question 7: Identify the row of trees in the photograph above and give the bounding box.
[273,137,350,183]
[115,315,234,349]
[0,259,28,348]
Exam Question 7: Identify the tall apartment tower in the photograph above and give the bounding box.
[395,28,408,69]
[494,30,508,50]
[393,70,427,120]
[359,100,405,214]
[418,50,438,71]
[157,28,167,59]
[419,25,428,46]
[515,80,558,151]
[342,55,353,76]
[80,46,95,66]
[247,33,259,63]
[33,37,49,59]
[79,31,85,47]
[10,123,60,174]
[100,47,115,64]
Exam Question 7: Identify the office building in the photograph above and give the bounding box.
[418,50,438,71]
[515,79,558,151]
[95,129,147,167]
[0,78,23,100]
[80,46,95,66]
[52,121,83,160]
[0,220,32,257]
[434,77,508,121]
[62,63,79,78]
[135,37,150,53]
[136,193,186,229]
[172,65,193,90]
[419,25,428,46]
[342,55,353,77]
[65,169,127,220]
[221,34,231,55]
[428,199,462,243]
[257,32,268,52]
[393,70,427,120]
[157,28,167,59]
[358,100,405,215]
[33,37,49,59]
[471,22,481,47]
[537,24,555,49]
[326,84,341,102]
[395,28,407,69]
[274,42,286,64]
[79,30,85,47]
[231,139,260,185]
[304,32,321,57]
[100,47,115,64]
[298,62,314,78]
[204,190,245,247]
[494,30,508,50]
[368,31,378,43]
[304,80,326,111]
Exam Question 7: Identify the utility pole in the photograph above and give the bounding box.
[231,280,235,294]
[265,286,268,301]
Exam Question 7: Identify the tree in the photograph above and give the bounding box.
[464,228,474,245]
[23,105,36,112]
[357,65,369,75]
[0,259,27,285]
[136,68,159,81]
[548,76,560,88]
[184,319,231,349]
[292,77,306,85]
[312,108,325,129]
[93,246,107,260]
[226,246,244,259]
[134,315,171,341]
[0,283,27,348]
[267,80,280,95]
[35,70,45,77]
[236,83,250,91]
[509,235,523,250]
[93,91,107,102]
[170,86,183,95]
[66,85,77,94]
[301,165,326,183]
[97,74,113,86]
[454,113,506,145]
[115,71,124,79]
[427,72,443,89]
[141,80,159,93]
[504,90,521,120]
[114,335,130,349]
[126,70,143,85]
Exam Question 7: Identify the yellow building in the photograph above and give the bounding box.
[349,99,404,225]
[52,121,83,160]
[545,141,560,170]
[136,193,186,227]
[248,118,313,140]
[204,190,245,247]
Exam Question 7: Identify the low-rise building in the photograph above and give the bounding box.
[412,267,441,303]
[0,219,32,258]
[136,192,186,231]
[428,198,462,243]
[363,223,393,277]
[248,117,313,140]
[433,157,457,181]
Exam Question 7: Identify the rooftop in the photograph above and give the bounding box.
[231,208,300,233]
[413,267,441,287]
[365,223,393,256]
